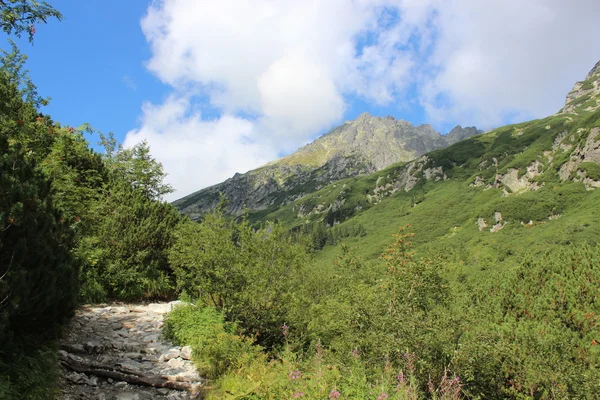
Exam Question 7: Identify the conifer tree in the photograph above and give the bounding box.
[0,71,77,348]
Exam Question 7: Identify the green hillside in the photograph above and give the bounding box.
[248,109,600,275]
[147,66,600,399]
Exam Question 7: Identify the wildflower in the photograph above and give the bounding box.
[329,389,341,399]
[292,391,304,398]
[289,370,302,380]
[351,349,361,357]
[377,392,389,400]
[281,322,289,337]
[397,372,406,384]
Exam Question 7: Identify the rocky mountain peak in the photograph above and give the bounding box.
[447,125,482,142]
[587,60,600,79]
[563,60,600,114]
[173,114,481,219]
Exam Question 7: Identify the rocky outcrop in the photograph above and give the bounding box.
[562,60,600,114]
[59,303,204,400]
[173,113,481,218]
[559,127,600,187]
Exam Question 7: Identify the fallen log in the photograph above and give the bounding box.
[59,351,203,393]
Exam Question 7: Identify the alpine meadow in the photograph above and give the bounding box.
[1,1,600,399]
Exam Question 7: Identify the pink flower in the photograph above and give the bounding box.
[397,372,406,383]
[281,322,289,337]
[292,391,304,398]
[329,389,341,399]
[289,370,302,380]
[377,393,389,400]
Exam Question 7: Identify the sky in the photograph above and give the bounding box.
[13,0,600,201]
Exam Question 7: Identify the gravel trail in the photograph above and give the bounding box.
[58,302,205,400]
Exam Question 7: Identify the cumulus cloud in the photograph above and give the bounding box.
[124,96,274,201]
[421,0,600,127]
[126,0,600,200]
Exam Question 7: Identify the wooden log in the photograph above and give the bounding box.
[59,351,204,393]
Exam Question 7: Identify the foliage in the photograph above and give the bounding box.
[110,140,173,201]
[0,70,77,347]
[0,70,77,398]
[1,40,48,106]
[170,212,310,347]
[578,161,600,180]
[92,180,181,300]
[163,303,264,379]
[0,3,186,396]
[166,229,466,399]
[0,341,59,399]
[0,0,62,43]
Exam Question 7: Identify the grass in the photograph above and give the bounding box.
[0,340,60,400]
[579,161,600,180]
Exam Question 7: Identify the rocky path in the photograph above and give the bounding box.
[58,302,205,400]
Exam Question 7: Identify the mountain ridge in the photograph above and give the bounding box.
[241,59,600,232]
[173,113,481,219]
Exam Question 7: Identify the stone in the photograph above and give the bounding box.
[82,375,98,386]
[159,348,180,362]
[494,212,503,223]
[180,346,193,360]
[59,303,203,398]
[84,341,105,354]
[477,218,488,232]
[115,393,140,400]
[66,371,84,384]
[167,357,186,369]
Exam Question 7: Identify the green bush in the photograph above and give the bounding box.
[578,161,600,180]
[163,303,263,379]
[170,213,310,348]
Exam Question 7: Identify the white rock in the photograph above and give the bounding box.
[66,371,84,384]
[167,357,186,369]
[180,346,193,360]
[159,348,180,362]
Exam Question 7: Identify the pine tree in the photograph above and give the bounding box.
[0,71,77,348]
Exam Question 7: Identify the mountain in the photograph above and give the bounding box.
[228,60,600,268]
[173,113,481,219]
[562,60,600,114]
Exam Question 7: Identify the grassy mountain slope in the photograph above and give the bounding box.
[249,63,600,276]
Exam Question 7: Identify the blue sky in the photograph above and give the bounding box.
[9,0,600,200]
[18,1,427,146]
[13,1,168,147]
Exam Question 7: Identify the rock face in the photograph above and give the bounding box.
[563,60,600,114]
[59,302,204,400]
[173,113,481,219]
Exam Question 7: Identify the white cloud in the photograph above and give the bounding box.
[127,0,600,199]
[124,96,274,202]
[421,0,600,127]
